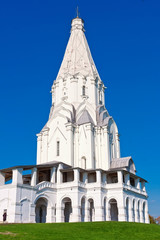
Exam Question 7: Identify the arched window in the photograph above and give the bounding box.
[82,86,85,96]
[57,141,60,156]
[99,90,102,104]
[81,157,86,169]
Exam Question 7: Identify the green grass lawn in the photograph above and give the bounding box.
[0,221,160,240]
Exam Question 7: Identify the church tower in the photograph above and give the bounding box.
[0,14,149,224]
[36,16,120,170]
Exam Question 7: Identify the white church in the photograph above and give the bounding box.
[0,16,149,224]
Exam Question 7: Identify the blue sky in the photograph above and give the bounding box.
[0,0,160,218]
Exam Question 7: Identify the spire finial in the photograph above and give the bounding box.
[76,6,79,18]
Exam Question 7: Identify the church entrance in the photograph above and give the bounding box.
[88,199,94,222]
[62,197,72,222]
[35,198,47,223]
[81,197,85,222]
[109,199,118,221]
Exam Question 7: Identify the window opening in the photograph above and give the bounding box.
[82,86,85,96]
[57,141,60,156]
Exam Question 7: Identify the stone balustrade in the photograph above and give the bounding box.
[36,181,55,191]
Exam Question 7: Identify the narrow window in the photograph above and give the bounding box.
[99,90,102,104]
[82,86,85,96]
[57,141,60,156]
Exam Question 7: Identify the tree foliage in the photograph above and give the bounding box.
[149,214,156,224]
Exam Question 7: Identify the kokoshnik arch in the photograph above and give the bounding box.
[0,15,149,224]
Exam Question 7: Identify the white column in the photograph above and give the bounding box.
[125,173,130,186]
[12,168,23,185]
[84,200,89,222]
[74,126,79,167]
[118,171,123,184]
[83,172,88,183]
[0,172,5,185]
[30,204,36,223]
[36,133,42,164]
[94,127,98,169]
[90,77,96,106]
[57,164,63,184]
[102,126,110,170]
[135,178,140,190]
[94,205,103,221]
[129,205,133,222]
[106,200,111,221]
[56,205,63,223]
[118,206,126,221]
[115,133,120,158]
[71,205,81,222]
[141,181,146,192]
[74,169,79,183]
[96,170,101,184]
[97,127,101,169]
[118,197,126,221]
[50,167,56,183]
[145,202,150,224]
[86,123,94,169]
[135,207,139,222]
[31,168,37,186]
[42,128,49,164]
[102,173,107,184]
[66,123,74,167]
[139,202,144,223]
[46,206,54,223]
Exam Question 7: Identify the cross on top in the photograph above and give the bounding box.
[76,6,80,18]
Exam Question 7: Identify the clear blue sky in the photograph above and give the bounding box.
[0,0,160,218]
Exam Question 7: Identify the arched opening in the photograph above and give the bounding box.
[132,199,135,222]
[88,198,94,222]
[126,198,129,222]
[81,157,86,169]
[109,198,118,221]
[62,197,72,222]
[104,198,106,221]
[143,202,145,223]
[82,86,85,96]
[81,197,85,222]
[35,198,47,223]
[137,200,140,222]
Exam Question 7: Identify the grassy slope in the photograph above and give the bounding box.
[0,222,160,240]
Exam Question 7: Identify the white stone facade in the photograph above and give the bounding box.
[0,16,149,224]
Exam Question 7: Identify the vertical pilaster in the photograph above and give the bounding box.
[66,123,74,167]
[115,133,120,158]
[0,171,5,185]
[31,168,37,186]
[102,173,107,184]
[41,128,49,164]
[141,181,146,192]
[36,133,42,164]
[12,168,23,185]
[102,126,110,170]
[125,173,130,186]
[83,172,88,183]
[74,169,79,183]
[50,167,56,183]
[145,201,150,224]
[135,206,139,222]
[118,171,123,184]
[86,123,94,168]
[135,178,140,190]
[57,164,63,184]
[97,127,101,169]
[74,126,79,167]
[118,197,126,222]
[90,77,96,105]
[96,170,101,184]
